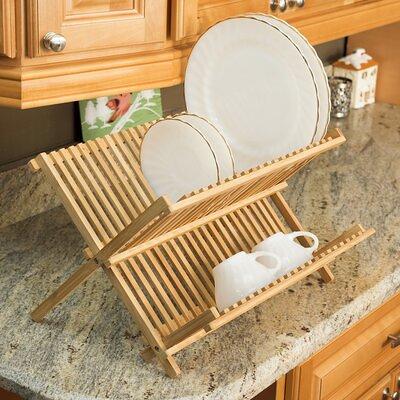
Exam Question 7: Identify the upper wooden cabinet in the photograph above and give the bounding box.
[27,0,167,56]
[0,0,16,58]
[0,0,399,108]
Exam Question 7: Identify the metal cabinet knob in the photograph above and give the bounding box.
[388,334,400,348]
[288,0,305,7]
[270,0,287,12]
[42,32,66,52]
[383,388,399,400]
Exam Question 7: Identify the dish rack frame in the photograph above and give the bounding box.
[28,122,374,377]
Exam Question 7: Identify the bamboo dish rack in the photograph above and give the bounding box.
[28,123,374,377]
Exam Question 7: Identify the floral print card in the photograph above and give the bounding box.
[79,89,162,141]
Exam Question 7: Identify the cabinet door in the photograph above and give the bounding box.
[286,293,400,400]
[27,0,167,57]
[0,0,16,58]
[357,374,392,400]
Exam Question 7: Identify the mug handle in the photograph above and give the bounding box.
[250,251,281,270]
[287,231,319,253]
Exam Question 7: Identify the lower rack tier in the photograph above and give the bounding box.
[107,190,374,372]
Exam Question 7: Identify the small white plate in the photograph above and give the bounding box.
[173,113,235,179]
[140,119,219,202]
[185,16,319,171]
[248,14,330,142]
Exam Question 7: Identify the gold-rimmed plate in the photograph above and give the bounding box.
[140,118,219,202]
[248,13,330,142]
[185,16,319,172]
[173,112,235,178]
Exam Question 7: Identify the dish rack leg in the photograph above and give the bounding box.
[140,347,180,377]
[270,191,334,283]
[159,354,181,378]
[30,261,99,322]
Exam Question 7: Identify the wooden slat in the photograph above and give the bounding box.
[104,135,151,209]
[36,153,103,252]
[86,140,137,220]
[152,246,199,316]
[164,307,219,348]
[119,261,170,336]
[51,150,110,244]
[73,145,126,231]
[59,148,116,240]
[145,249,192,324]
[108,182,287,265]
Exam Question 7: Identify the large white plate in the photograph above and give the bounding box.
[185,16,319,172]
[140,119,219,202]
[248,14,330,142]
[173,113,235,179]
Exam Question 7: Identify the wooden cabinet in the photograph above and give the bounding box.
[359,374,392,400]
[27,0,167,57]
[0,0,399,108]
[285,293,400,400]
[0,0,16,58]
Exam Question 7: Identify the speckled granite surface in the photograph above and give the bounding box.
[0,165,60,229]
[0,103,399,400]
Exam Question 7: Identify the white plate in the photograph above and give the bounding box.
[185,16,319,171]
[140,119,219,202]
[248,14,330,142]
[173,113,235,179]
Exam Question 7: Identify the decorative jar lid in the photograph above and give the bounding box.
[333,48,377,71]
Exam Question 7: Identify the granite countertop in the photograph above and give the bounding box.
[0,103,399,400]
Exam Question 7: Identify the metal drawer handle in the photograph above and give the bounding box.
[388,334,400,348]
[383,388,399,400]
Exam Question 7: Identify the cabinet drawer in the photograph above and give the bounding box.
[315,302,400,399]
[292,293,400,400]
[357,374,392,400]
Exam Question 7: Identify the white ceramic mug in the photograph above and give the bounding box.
[252,231,319,278]
[213,251,281,311]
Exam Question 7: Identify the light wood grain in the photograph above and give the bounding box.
[0,0,16,58]
[31,261,99,322]
[27,0,166,57]
[171,0,198,40]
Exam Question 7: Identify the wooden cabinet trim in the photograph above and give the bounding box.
[171,0,199,41]
[0,0,16,58]
[357,374,391,400]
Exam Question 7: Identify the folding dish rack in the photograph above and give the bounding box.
[28,122,374,377]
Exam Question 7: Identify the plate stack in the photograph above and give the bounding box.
[141,15,330,202]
